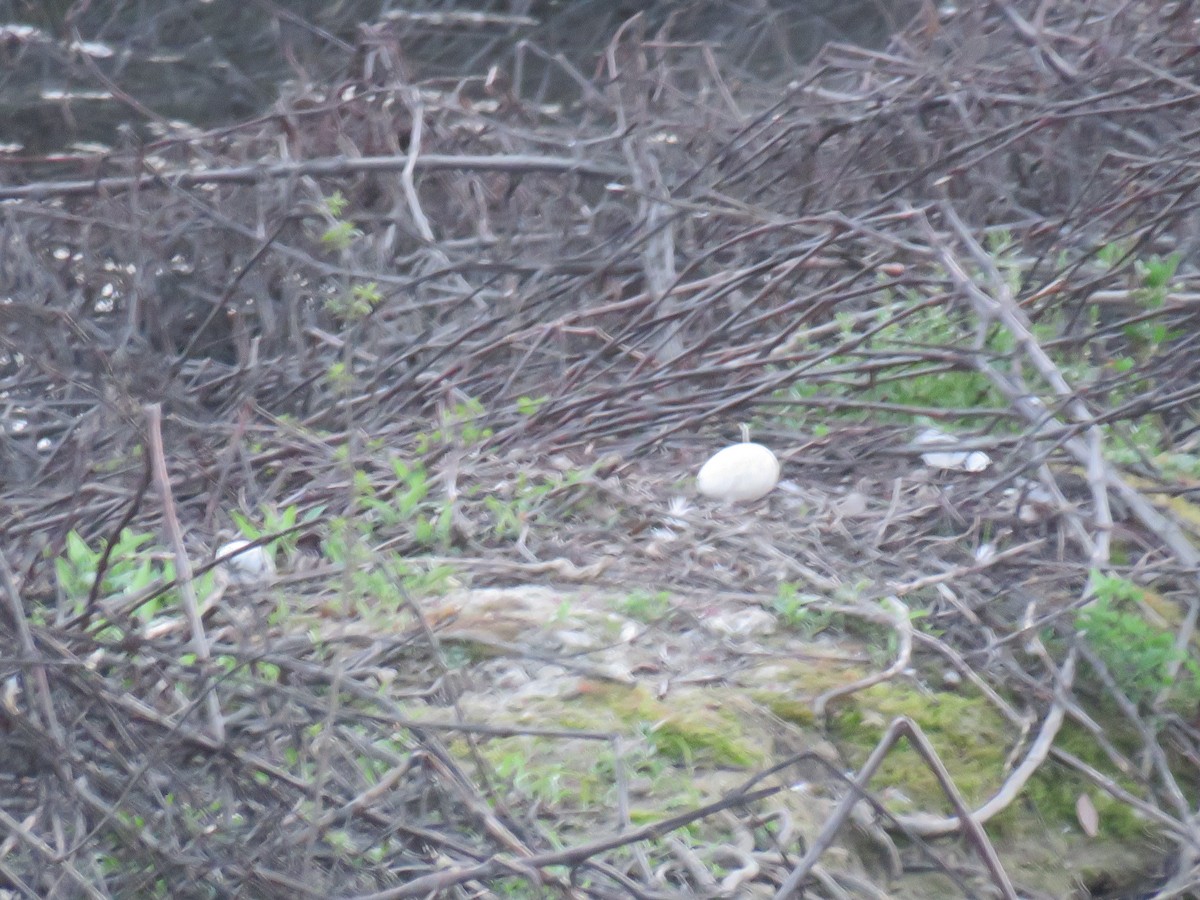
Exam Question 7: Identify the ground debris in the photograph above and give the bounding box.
[1,1,1198,897]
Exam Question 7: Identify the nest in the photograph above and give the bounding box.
[1,1,1199,897]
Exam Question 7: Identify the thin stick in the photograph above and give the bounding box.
[773,716,1017,900]
[144,403,225,743]
[813,596,912,719]
[0,153,622,201]
[0,804,106,900]
[349,785,783,900]
[894,650,1076,838]
[0,550,67,751]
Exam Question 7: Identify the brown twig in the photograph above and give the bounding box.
[144,402,225,742]
[0,153,623,201]
[773,716,1017,900]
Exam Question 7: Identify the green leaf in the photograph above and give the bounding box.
[320,220,358,251]
[231,510,259,539]
[324,191,348,218]
[516,395,548,416]
[65,530,96,567]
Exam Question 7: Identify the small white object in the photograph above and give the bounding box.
[915,427,991,473]
[696,442,780,503]
[216,539,276,585]
[2,676,21,715]
[1003,478,1058,523]
[663,496,692,529]
[835,491,869,517]
[703,608,777,638]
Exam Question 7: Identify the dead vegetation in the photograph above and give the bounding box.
[1,1,1200,897]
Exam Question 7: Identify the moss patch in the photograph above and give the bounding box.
[572,681,764,769]
[1018,720,1155,841]
[428,598,1175,897]
[742,657,870,728]
[830,681,1011,813]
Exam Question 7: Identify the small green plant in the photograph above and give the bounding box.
[516,395,548,416]
[312,457,462,619]
[476,464,603,545]
[1105,419,1200,480]
[1077,571,1200,710]
[441,644,473,668]
[1134,252,1180,306]
[773,289,1010,430]
[387,557,457,597]
[320,219,358,252]
[415,397,495,453]
[772,583,833,636]
[616,590,672,622]
[1095,240,1129,269]
[314,190,385,321]
[325,360,351,390]
[493,750,576,806]
[335,460,455,550]
[482,472,558,540]
[551,598,573,624]
[325,280,382,319]
[1121,252,1182,352]
[1097,242,1182,350]
[483,494,523,540]
[491,876,549,898]
[867,301,1004,411]
[322,513,456,615]
[230,503,323,559]
[318,191,355,249]
[51,528,214,625]
[323,190,348,219]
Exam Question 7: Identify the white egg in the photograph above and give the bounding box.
[216,539,276,585]
[696,442,780,503]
